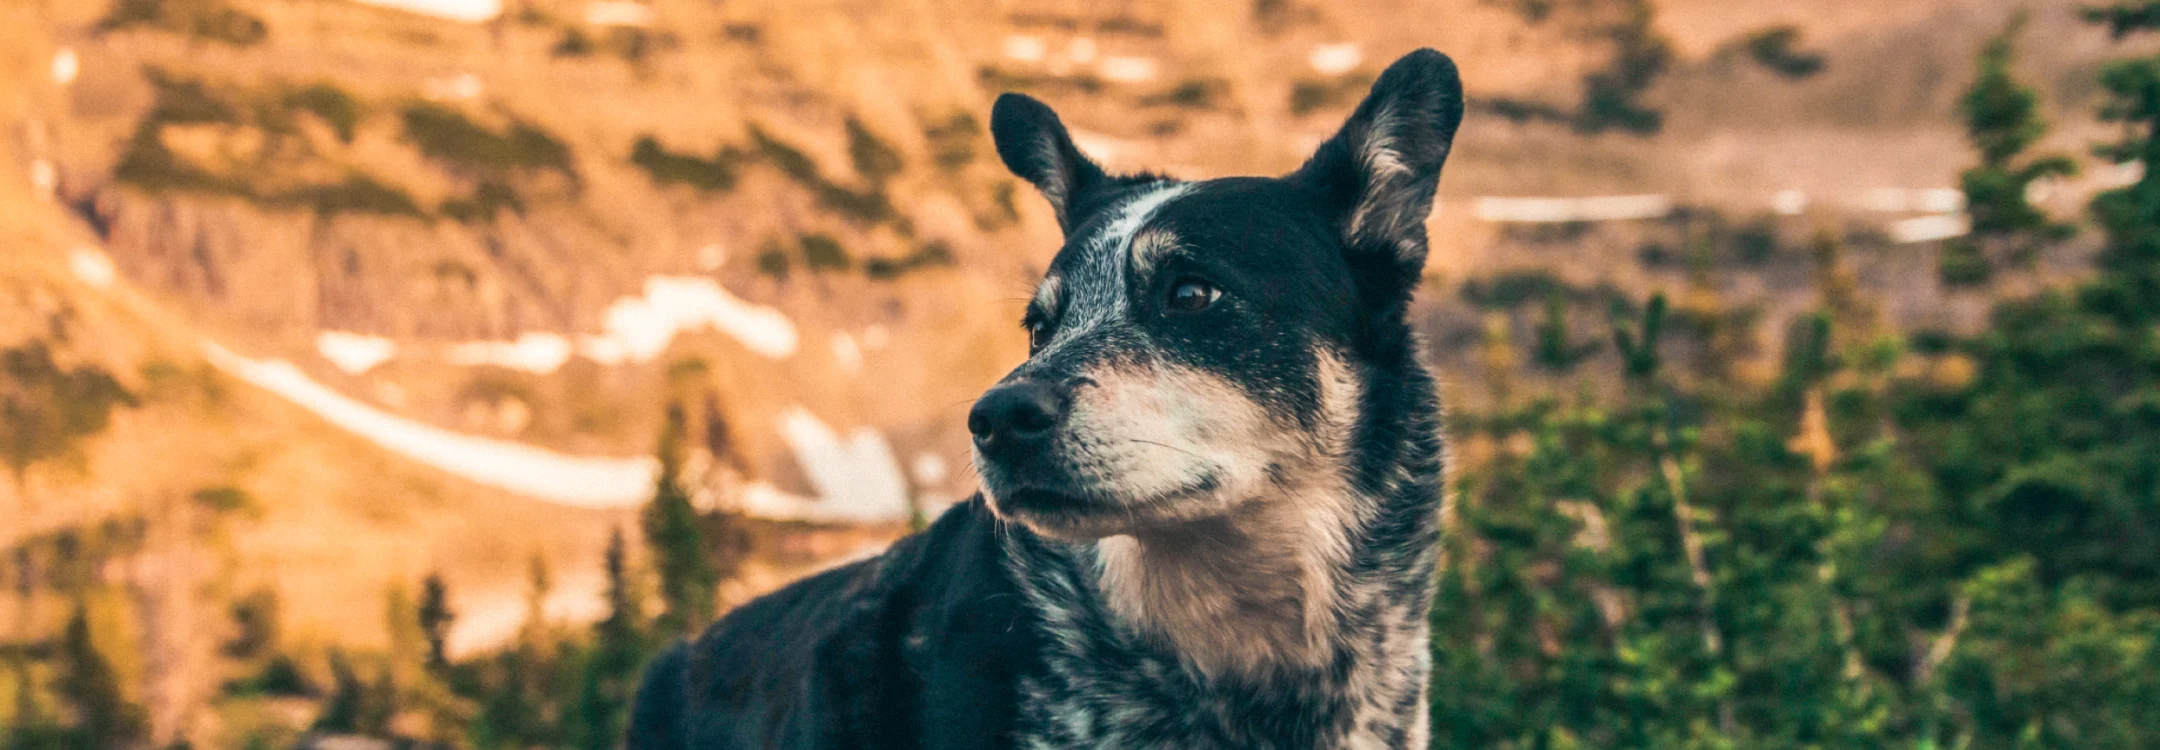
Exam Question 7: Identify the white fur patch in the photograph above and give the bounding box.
[1043,182,1191,338]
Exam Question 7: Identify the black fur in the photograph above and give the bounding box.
[630,48,1463,749]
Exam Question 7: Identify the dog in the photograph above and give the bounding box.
[629,48,1462,749]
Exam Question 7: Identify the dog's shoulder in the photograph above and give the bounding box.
[636,496,1039,749]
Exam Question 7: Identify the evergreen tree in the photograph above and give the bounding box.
[1533,288,1592,370]
[312,650,366,734]
[643,402,717,638]
[416,573,454,671]
[2088,1,2160,312]
[568,528,649,750]
[53,604,146,750]
[1944,13,2077,286]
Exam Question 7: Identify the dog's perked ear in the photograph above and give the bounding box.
[1290,48,1464,312]
[990,93,1116,234]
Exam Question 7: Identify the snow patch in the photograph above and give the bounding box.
[444,568,608,658]
[1067,38,1098,65]
[1309,43,1362,75]
[50,48,79,86]
[1002,35,1047,63]
[583,0,655,27]
[773,407,910,523]
[1474,195,1673,223]
[830,333,862,374]
[447,332,573,374]
[911,452,948,486]
[421,72,484,102]
[1772,189,1809,216]
[2094,161,2144,190]
[578,276,798,364]
[316,331,398,375]
[696,243,727,272]
[68,246,115,289]
[1860,187,1963,214]
[1099,56,1157,83]
[1889,214,1970,244]
[1067,128,1131,167]
[204,341,659,507]
[348,0,501,22]
[202,342,913,522]
[30,159,57,201]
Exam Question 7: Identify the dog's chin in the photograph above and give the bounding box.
[988,488,1129,540]
[984,481,1225,541]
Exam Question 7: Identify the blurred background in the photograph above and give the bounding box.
[3,0,2158,747]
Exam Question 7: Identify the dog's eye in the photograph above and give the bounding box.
[1167,277,1221,313]
[1027,320,1051,354]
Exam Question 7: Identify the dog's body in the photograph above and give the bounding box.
[630,49,1464,749]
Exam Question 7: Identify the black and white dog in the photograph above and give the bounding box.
[630,48,1462,749]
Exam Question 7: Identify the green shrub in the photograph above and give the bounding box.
[283,83,365,143]
[976,66,1104,96]
[1139,78,1229,110]
[923,111,982,171]
[399,102,574,177]
[1939,240,1994,286]
[865,241,955,279]
[845,117,904,185]
[630,136,741,191]
[144,70,241,125]
[553,28,594,57]
[440,180,526,223]
[1,341,135,483]
[746,124,819,183]
[798,234,852,272]
[1460,269,1568,310]
[1289,75,1375,117]
[98,0,267,46]
[754,242,791,280]
[1574,0,1671,135]
[812,183,896,224]
[1739,25,1826,79]
[1730,219,1781,264]
[281,173,426,218]
[112,123,249,196]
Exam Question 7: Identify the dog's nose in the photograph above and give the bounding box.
[969,381,1066,455]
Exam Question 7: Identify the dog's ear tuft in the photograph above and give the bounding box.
[1291,49,1464,302]
[992,93,1111,234]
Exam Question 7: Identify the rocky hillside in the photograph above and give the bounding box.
[0,0,2134,652]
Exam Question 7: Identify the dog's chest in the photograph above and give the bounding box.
[1003,548,1433,749]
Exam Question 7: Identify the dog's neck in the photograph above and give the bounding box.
[1092,474,1368,678]
[1002,356,1445,746]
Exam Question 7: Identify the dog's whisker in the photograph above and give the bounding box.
[1127,438,1203,460]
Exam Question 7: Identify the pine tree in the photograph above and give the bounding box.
[643,402,717,638]
[312,650,366,734]
[53,604,146,750]
[569,528,648,750]
[1612,293,1666,380]
[1533,288,1590,370]
[1945,12,2077,286]
[417,573,454,671]
[2087,1,2160,316]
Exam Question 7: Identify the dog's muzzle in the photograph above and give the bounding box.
[968,380,1068,463]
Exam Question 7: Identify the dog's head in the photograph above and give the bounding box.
[971,49,1462,540]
